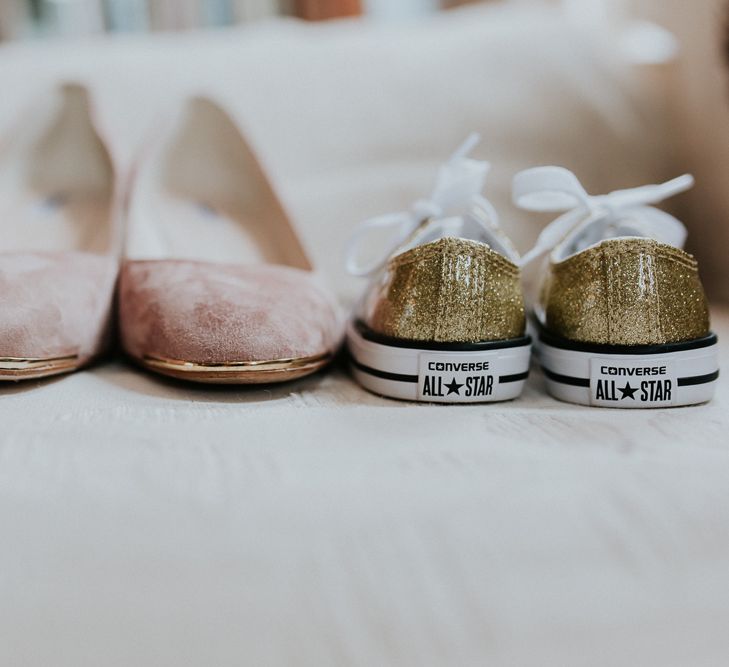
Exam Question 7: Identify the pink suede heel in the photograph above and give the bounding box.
[119,97,341,384]
[0,84,120,381]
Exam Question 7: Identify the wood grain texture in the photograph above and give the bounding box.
[0,309,727,666]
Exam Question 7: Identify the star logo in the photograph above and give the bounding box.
[445,377,464,396]
[619,382,638,400]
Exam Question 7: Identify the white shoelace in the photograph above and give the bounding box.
[514,166,695,266]
[345,134,501,278]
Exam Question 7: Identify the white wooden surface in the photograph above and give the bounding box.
[1,310,727,666]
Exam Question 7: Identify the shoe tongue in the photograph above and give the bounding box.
[429,216,465,240]
[398,215,519,264]
[566,206,688,256]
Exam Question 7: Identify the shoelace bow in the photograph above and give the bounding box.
[345,133,500,278]
[514,166,695,266]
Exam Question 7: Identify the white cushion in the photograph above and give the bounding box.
[0,3,674,298]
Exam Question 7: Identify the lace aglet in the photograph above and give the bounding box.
[450,132,481,163]
[665,174,695,195]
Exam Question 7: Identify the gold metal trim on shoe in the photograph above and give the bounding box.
[140,352,332,384]
[0,355,80,380]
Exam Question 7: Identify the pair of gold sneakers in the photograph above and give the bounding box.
[346,136,719,408]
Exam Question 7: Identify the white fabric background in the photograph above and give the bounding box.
[1,4,728,665]
[1,344,728,667]
[0,2,677,299]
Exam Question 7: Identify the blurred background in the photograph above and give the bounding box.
[0,0,478,38]
[0,0,727,302]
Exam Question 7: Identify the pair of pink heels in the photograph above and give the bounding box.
[0,85,342,384]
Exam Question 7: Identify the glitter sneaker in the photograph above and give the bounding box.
[514,166,719,408]
[345,136,531,403]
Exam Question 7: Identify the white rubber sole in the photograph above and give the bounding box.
[347,321,531,403]
[536,331,719,408]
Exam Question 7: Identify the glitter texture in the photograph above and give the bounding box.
[361,238,525,343]
[543,238,710,345]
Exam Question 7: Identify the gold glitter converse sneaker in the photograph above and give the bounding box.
[514,166,719,408]
[345,136,530,403]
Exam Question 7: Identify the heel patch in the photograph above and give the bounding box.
[417,351,526,403]
[589,357,677,407]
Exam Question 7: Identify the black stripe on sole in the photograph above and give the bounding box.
[542,368,590,388]
[542,367,719,388]
[536,320,718,356]
[350,358,417,384]
[354,320,531,353]
[499,371,530,384]
[677,370,720,387]
[351,358,530,386]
